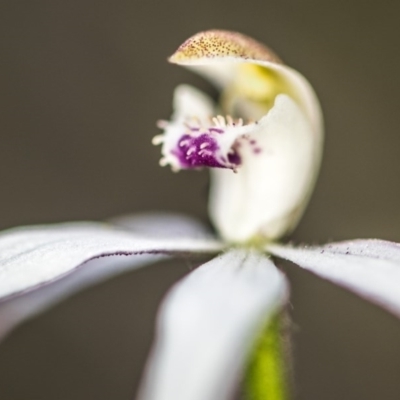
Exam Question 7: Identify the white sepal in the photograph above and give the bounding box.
[139,249,288,400]
[267,240,400,318]
[110,211,214,240]
[0,220,223,301]
[0,215,224,339]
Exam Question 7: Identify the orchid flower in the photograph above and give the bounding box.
[1,30,400,400]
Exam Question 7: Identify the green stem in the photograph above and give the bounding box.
[245,314,290,400]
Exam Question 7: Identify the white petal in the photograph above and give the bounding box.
[210,94,319,242]
[110,212,213,240]
[267,241,400,318]
[172,84,215,120]
[0,221,224,301]
[138,249,288,400]
[0,254,162,339]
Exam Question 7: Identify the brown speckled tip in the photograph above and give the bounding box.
[169,30,282,65]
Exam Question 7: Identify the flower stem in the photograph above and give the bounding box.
[245,313,289,400]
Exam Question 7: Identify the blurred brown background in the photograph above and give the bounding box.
[1,0,400,399]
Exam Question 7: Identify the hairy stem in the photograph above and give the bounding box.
[245,313,290,400]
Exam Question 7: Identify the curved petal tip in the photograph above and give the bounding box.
[169,30,282,65]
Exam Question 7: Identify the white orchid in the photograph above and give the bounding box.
[0,30,399,400]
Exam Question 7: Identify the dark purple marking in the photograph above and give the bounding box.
[174,134,241,169]
[228,142,242,165]
[254,148,262,154]
[228,151,241,165]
